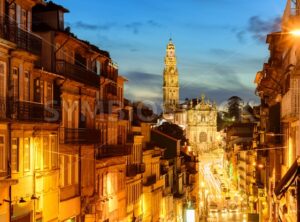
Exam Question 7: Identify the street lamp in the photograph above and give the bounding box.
[289,29,300,36]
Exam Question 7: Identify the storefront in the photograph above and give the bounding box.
[274,158,300,222]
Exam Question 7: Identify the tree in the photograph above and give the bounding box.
[156,122,187,145]
[227,96,243,122]
[132,101,158,126]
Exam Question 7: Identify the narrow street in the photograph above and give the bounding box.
[199,151,245,222]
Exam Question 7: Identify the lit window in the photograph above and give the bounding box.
[24,72,30,101]
[43,136,49,169]
[12,68,19,100]
[0,62,6,117]
[23,138,30,171]
[34,137,41,169]
[0,136,5,172]
[50,135,58,169]
[11,138,19,172]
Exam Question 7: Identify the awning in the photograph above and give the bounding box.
[274,157,300,197]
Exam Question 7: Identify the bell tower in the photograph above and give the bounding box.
[163,38,179,113]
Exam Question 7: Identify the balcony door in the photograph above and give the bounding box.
[0,62,6,118]
[64,100,78,129]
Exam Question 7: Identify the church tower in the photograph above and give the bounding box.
[163,38,179,113]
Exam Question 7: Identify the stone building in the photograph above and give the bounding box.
[161,39,218,153]
[254,0,300,221]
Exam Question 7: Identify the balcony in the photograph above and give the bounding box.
[55,60,100,88]
[10,100,60,122]
[281,80,300,121]
[0,15,42,55]
[126,163,145,177]
[144,175,156,186]
[160,165,169,175]
[96,144,131,159]
[59,127,100,144]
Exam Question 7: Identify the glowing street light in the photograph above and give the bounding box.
[289,29,300,36]
[257,164,264,169]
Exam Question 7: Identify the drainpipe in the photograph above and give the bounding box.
[297,177,300,222]
[7,47,12,222]
[8,122,12,222]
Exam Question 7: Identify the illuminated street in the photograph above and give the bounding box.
[199,150,245,222]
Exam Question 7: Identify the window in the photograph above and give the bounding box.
[34,137,41,170]
[11,138,19,172]
[0,62,6,117]
[58,11,64,30]
[23,138,30,171]
[24,71,30,101]
[50,135,58,169]
[96,61,101,75]
[21,8,28,30]
[12,68,19,100]
[0,136,5,172]
[45,82,52,105]
[34,78,43,103]
[9,2,16,22]
[43,136,49,169]
[72,155,78,185]
[60,153,78,187]
[60,155,64,186]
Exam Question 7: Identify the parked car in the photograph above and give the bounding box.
[209,202,219,213]
[228,203,239,213]
[221,207,228,213]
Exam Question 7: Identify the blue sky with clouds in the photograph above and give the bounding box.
[54,0,287,105]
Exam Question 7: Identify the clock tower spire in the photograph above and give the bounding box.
[163,38,179,113]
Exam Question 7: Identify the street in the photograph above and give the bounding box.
[199,150,246,222]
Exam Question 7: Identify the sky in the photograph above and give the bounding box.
[54,0,287,108]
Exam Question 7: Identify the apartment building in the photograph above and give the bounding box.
[254,1,300,221]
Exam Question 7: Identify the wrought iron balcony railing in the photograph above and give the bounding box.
[281,79,300,121]
[96,144,131,159]
[55,60,100,88]
[10,100,60,122]
[126,163,145,177]
[0,15,42,55]
[144,175,156,186]
[59,127,100,144]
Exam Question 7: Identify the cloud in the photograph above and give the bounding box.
[124,71,162,85]
[125,22,143,34]
[247,16,281,42]
[180,81,257,106]
[233,16,281,43]
[73,21,116,31]
[71,20,162,35]
[208,48,237,56]
[236,30,246,43]
[122,69,258,113]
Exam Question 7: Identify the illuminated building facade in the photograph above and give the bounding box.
[163,39,179,115]
[0,1,198,222]
[254,1,300,221]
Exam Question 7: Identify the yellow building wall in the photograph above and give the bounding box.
[59,197,81,221]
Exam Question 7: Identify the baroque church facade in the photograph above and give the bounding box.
[162,39,218,153]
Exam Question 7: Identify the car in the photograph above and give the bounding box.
[209,202,219,213]
[228,204,239,213]
[221,207,228,213]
